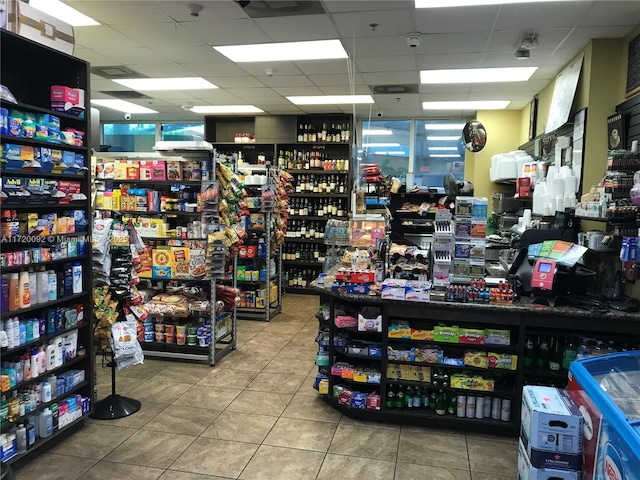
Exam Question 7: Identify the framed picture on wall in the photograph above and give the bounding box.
[529,97,538,141]
[607,113,625,150]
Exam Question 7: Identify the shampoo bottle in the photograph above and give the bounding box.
[28,268,37,306]
[12,317,19,347]
[38,267,49,304]
[72,262,82,294]
[8,272,19,311]
[46,342,56,371]
[18,270,30,309]
[4,318,14,349]
[47,270,57,301]
[1,274,9,313]
[30,348,39,379]
[39,346,47,374]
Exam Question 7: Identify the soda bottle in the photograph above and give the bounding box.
[421,387,429,408]
[412,388,422,408]
[447,393,456,415]
[385,385,395,410]
[524,335,535,368]
[405,386,413,409]
[435,390,446,416]
[395,386,405,409]
[429,390,437,410]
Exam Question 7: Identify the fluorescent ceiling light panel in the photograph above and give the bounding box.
[415,0,574,7]
[423,101,510,110]
[421,67,536,84]
[91,99,158,114]
[363,129,393,136]
[424,124,466,130]
[426,136,460,141]
[30,0,100,26]
[430,154,461,158]
[363,143,401,148]
[287,95,374,105]
[190,105,264,114]
[113,77,217,90]
[428,147,459,151]
[214,39,347,62]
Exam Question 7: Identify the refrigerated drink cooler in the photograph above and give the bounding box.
[568,351,640,480]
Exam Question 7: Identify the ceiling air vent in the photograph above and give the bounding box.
[99,91,151,100]
[234,0,324,18]
[371,84,419,95]
[91,66,146,79]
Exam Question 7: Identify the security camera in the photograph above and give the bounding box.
[124,113,132,120]
[187,3,203,17]
[406,33,421,48]
[376,110,384,117]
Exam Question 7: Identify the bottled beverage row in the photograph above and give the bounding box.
[285,268,321,289]
[385,385,511,421]
[280,150,350,171]
[282,245,325,263]
[293,174,348,193]
[522,334,640,372]
[286,220,327,239]
[289,198,346,217]
[1,264,83,313]
[296,123,350,143]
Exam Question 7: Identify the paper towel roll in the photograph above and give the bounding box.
[564,176,577,195]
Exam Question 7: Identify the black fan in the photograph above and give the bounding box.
[441,173,464,210]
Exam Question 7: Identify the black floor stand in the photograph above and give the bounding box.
[90,352,141,420]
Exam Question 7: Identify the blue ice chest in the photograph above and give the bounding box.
[568,351,640,480]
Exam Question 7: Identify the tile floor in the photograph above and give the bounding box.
[14,294,518,480]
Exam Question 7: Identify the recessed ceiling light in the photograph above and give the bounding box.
[190,105,264,114]
[420,67,536,84]
[214,39,348,62]
[426,136,461,141]
[363,143,401,148]
[91,99,158,114]
[415,0,575,7]
[424,124,466,130]
[423,101,510,110]
[113,78,218,91]
[287,95,374,105]
[430,154,461,158]
[29,0,100,26]
[428,147,459,151]
[363,129,393,135]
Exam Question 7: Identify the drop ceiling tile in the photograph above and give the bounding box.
[417,53,483,70]
[180,62,251,77]
[93,47,164,65]
[470,81,548,95]
[141,91,197,100]
[153,0,247,22]
[414,5,500,34]
[295,59,353,75]
[418,32,491,55]
[486,28,572,53]
[418,84,473,95]
[478,50,555,68]
[270,86,325,96]
[372,93,421,106]
[352,35,417,57]
[323,1,413,14]
[319,85,371,96]
[355,55,416,73]
[156,46,230,64]
[67,0,172,24]
[542,49,583,67]
[74,26,140,49]
[311,73,366,87]
[258,75,315,88]
[112,23,205,48]
[213,76,268,89]
[362,71,420,85]
[238,63,304,76]
[224,87,283,99]
[74,48,118,67]
[333,9,415,38]
[495,2,589,30]
[123,63,196,78]
[420,92,473,102]
[580,1,640,27]
[254,14,339,42]
[508,100,530,109]
[90,77,126,91]
[182,19,271,46]
[562,26,632,48]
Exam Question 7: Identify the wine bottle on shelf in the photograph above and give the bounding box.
[524,335,535,368]
[537,336,549,369]
[297,124,304,142]
[549,336,563,371]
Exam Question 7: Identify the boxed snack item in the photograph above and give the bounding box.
[166,161,182,181]
[152,248,173,279]
[381,278,406,300]
[388,323,411,339]
[50,86,85,115]
[413,347,442,364]
[459,328,485,345]
[410,329,434,341]
[140,160,166,181]
[520,386,583,471]
[484,328,511,346]
[358,313,382,332]
[171,247,190,280]
[405,280,431,302]
[434,325,459,343]
[488,352,517,370]
[464,351,489,369]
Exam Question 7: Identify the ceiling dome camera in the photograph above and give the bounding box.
[406,33,421,48]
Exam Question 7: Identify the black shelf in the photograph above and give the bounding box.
[335,348,380,361]
[139,236,206,241]
[282,260,323,266]
[141,342,209,355]
[285,286,321,295]
[3,355,89,396]
[387,359,517,375]
[96,209,203,217]
[97,179,202,186]
[237,306,280,314]
[523,367,569,380]
[338,327,383,337]
[1,292,86,320]
[284,237,324,244]
[383,409,516,430]
[2,381,90,431]
[0,100,86,123]
[287,169,349,175]
[385,338,518,353]
[386,379,515,397]
[289,193,349,198]
[0,169,86,179]
[147,312,211,320]
[0,202,86,211]
[1,134,89,153]
[1,322,89,357]
[0,254,88,272]
[330,374,381,387]
[143,276,210,282]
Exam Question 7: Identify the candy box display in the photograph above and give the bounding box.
[464,351,489,369]
[388,323,412,339]
[405,280,432,303]
[358,313,382,332]
[334,315,357,328]
[484,328,511,345]
[381,278,406,300]
[458,328,485,345]
[434,325,459,343]
[488,352,517,370]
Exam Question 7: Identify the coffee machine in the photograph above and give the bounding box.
[492,193,524,231]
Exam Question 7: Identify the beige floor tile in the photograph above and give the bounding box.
[226,390,293,416]
[239,445,325,480]
[127,379,193,404]
[466,432,518,444]
[276,345,319,360]
[328,424,399,461]
[262,356,315,375]
[48,422,136,460]
[317,454,396,480]
[296,373,324,397]
[159,364,213,384]
[263,323,305,335]
[398,430,469,470]
[471,473,515,480]
[159,473,231,480]
[109,359,168,378]
[245,372,306,394]
[395,463,472,480]
[467,437,518,475]
[201,411,278,443]
[338,414,400,430]
[170,437,258,478]
[197,368,259,389]
[81,461,164,480]
[216,352,273,372]
[14,453,97,480]
[263,417,337,452]
[143,406,222,436]
[281,394,342,423]
[173,385,242,410]
[89,401,167,429]
[96,376,145,399]
[104,430,196,469]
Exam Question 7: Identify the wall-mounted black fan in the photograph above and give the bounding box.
[441,173,464,210]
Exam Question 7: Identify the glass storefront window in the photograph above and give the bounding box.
[362,120,411,185]
[414,119,466,187]
[102,123,156,152]
[161,123,205,142]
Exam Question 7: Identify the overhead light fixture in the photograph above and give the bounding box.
[426,136,461,141]
[29,0,100,26]
[113,77,218,90]
[423,101,510,110]
[190,105,264,114]
[424,124,466,130]
[91,99,158,114]
[363,129,393,135]
[420,67,537,84]
[362,143,401,148]
[415,0,577,7]
[287,95,374,105]
[214,39,347,62]
[430,154,461,158]
[428,147,459,151]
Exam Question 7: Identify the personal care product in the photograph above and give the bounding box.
[71,262,82,294]
[8,273,19,311]
[47,270,57,301]
[18,270,30,309]
[28,269,38,306]
[38,408,53,438]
